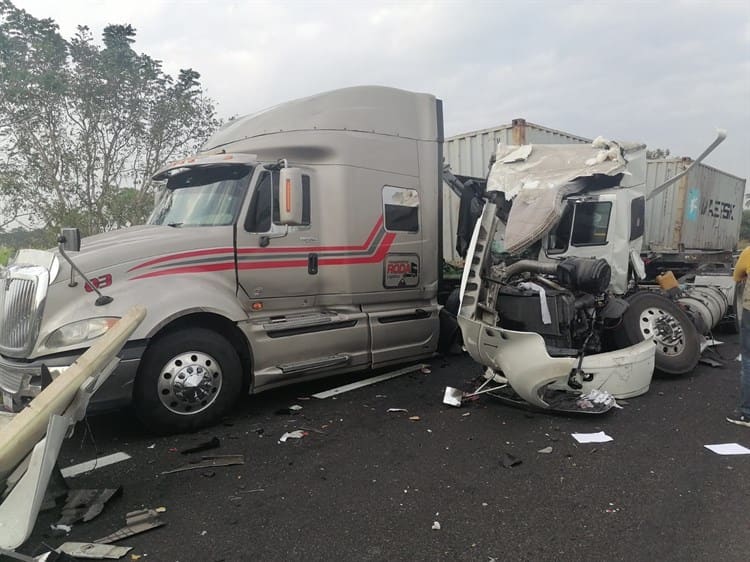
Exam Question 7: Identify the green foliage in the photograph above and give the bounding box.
[0,245,12,265]
[740,210,750,242]
[0,1,220,236]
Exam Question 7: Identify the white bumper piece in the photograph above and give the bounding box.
[458,316,655,409]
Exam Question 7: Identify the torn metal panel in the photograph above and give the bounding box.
[0,414,68,549]
[95,508,165,544]
[59,452,132,479]
[311,363,428,399]
[0,307,146,551]
[57,487,122,526]
[486,140,645,253]
[56,543,132,559]
[161,454,244,475]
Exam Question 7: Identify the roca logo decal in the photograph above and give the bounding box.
[384,255,420,288]
[387,262,418,275]
[84,274,112,293]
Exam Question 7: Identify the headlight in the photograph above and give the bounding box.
[45,317,120,348]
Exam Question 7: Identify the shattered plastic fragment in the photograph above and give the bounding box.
[60,452,132,478]
[95,508,165,544]
[537,447,553,454]
[386,408,408,413]
[279,430,307,443]
[57,542,132,560]
[443,387,464,407]
[57,488,123,526]
[408,416,421,422]
[431,521,441,530]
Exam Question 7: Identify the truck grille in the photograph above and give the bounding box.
[0,266,49,356]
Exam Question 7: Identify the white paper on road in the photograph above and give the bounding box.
[704,443,750,455]
[571,431,613,444]
[60,452,132,478]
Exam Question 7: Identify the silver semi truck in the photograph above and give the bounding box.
[0,86,698,432]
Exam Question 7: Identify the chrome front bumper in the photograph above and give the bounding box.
[0,342,147,414]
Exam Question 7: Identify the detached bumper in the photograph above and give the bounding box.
[458,315,655,408]
[0,341,147,414]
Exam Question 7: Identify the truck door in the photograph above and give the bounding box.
[235,167,370,389]
[543,192,635,293]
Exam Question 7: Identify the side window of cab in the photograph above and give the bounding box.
[245,170,312,233]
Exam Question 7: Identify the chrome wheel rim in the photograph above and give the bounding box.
[638,306,686,357]
[157,351,222,415]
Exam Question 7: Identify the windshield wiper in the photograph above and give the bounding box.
[167,222,183,228]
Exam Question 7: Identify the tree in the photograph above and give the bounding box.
[740,210,750,242]
[0,1,220,239]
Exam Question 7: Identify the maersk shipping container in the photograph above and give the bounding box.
[443,119,746,263]
[645,158,745,252]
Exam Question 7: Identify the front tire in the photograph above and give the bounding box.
[614,292,701,375]
[134,328,243,434]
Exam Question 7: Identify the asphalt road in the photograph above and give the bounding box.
[17,333,750,562]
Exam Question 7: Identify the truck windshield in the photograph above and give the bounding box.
[149,165,252,227]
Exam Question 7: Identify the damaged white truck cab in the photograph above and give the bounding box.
[458,140,659,412]
[0,86,444,433]
[458,133,731,411]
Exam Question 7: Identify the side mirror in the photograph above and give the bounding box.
[59,228,81,252]
[278,168,304,226]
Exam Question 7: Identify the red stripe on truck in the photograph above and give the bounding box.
[128,216,384,272]
[129,232,397,280]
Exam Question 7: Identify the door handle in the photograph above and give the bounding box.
[308,253,318,275]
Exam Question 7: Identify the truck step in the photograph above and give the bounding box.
[279,354,351,374]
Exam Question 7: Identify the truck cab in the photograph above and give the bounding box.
[0,86,445,433]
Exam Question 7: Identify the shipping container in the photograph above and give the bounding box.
[443,119,746,263]
[645,158,745,252]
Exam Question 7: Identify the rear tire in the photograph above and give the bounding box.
[133,328,243,434]
[614,292,701,375]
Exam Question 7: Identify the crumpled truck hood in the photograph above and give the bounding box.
[487,138,645,253]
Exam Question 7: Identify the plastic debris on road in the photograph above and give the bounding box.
[57,542,132,559]
[572,431,613,444]
[60,453,132,479]
[431,521,441,530]
[94,508,165,544]
[575,389,620,410]
[161,455,244,474]
[442,387,463,407]
[312,364,428,399]
[408,416,421,422]
[386,408,408,413]
[537,446,553,454]
[57,487,123,526]
[279,430,308,443]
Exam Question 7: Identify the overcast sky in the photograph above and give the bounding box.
[17,0,750,181]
